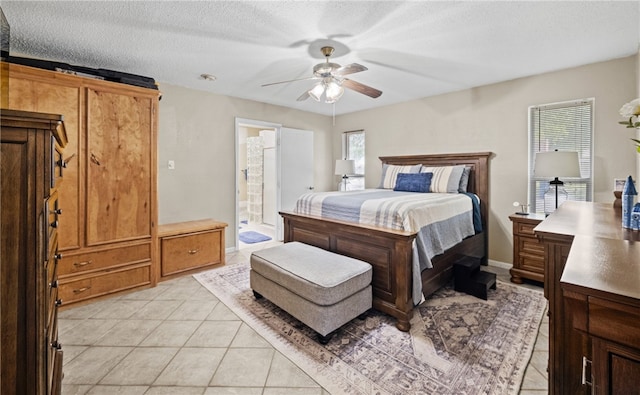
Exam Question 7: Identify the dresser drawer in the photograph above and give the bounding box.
[161,230,222,276]
[59,264,151,304]
[589,296,640,350]
[47,191,61,244]
[46,301,59,383]
[59,243,151,276]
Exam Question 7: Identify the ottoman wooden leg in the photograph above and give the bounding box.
[318,332,333,345]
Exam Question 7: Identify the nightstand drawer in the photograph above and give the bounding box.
[509,213,546,284]
[516,222,538,236]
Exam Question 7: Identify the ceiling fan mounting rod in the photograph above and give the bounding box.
[321,46,335,60]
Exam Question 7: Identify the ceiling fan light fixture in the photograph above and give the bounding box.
[325,81,344,103]
[308,82,324,102]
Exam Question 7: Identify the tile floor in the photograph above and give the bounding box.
[59,247,549,395]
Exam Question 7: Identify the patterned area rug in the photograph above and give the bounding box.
[194,260,546,395]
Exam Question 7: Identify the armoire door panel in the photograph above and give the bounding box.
[8,76,82,251]
[86,88,152,245]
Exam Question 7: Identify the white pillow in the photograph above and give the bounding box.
[421,165,465,193]
[378,164,422,189]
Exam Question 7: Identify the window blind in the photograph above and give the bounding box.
[529,99,593,213]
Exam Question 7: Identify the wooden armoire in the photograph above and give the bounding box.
[4,61,160,307]
[1,109,68,394]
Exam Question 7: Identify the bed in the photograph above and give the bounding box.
[279,152,492,331]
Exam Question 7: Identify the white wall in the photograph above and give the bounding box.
[157,85,332,248]
[333,55,639,264]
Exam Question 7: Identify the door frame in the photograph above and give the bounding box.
[234,117,281,250]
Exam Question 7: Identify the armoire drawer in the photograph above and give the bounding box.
[158,219,227,280]
[161,230,222,276]
[59,243,151,276]
[59,264,151,304]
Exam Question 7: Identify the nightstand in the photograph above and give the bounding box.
[509,213,546,284]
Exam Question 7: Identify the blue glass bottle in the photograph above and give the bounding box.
[632,203,640,231]
[622,175,637,229]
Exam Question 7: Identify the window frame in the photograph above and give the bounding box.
[342,129,365,190]
[528,98,594,214]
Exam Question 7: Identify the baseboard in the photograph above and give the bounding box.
[488,259,512,270]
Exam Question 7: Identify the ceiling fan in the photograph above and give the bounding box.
[262,46,382,103]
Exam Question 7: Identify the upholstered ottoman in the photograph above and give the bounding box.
[250,242,372,343]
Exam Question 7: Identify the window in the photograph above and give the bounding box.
[343,130,365,190]
[529,99,593,214]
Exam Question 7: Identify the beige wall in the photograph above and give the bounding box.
[157,55,638,261]
[333,55,639,264]
[157,85,332,248]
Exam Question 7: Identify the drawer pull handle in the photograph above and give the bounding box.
[49,280,58,288]
[73,287,91,294]
[582,356,592,386]
[73,260,92,268]
[50,220,59,229]
[50,208,63,215]
[188,249,199,255]
[54,253,62,260]
[54,299,62,307]
[90,153,101,166]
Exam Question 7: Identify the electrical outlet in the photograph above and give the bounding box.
[168,160,175,170]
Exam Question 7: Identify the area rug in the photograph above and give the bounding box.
[194,260,547,395]
[239,230,272,244]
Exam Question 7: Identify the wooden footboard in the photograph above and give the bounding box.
[281,152,492,331]
[281,211,486,331]
[281,212,416,331]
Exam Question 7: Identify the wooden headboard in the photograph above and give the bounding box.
[379,152,493,234]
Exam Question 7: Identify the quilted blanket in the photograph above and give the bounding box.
[294,189,477,303]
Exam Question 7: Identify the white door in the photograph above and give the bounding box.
[277,127,314,240]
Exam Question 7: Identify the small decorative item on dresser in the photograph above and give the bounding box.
[632,203,640,231]
[512,201,529,215]
[622,175,637,228]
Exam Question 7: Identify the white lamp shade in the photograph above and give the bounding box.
[308,83,324,102]
[335,159,355,176]
[534,151,581,178]
[325,81,344,103]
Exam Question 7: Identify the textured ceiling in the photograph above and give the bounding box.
[2,1,640,116]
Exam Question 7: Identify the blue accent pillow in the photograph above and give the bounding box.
[394,172,433,193]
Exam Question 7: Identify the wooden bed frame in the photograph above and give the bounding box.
[280,152,492,331]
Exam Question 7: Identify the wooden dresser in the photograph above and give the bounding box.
[509,213,545,284]
[561,236,640,395]
[534,201,640,395]
[1,109,68,394]
[4,61,160,306]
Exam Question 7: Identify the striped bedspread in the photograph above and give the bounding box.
[294,189,478,304]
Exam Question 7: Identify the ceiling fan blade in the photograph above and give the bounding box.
[296,90,310,101]
[334,63,367,76]
[261,76,317,87]
[342,79,382,98]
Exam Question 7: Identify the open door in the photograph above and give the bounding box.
[277,127,314,240]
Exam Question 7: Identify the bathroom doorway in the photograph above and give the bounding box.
[236,119,278,250]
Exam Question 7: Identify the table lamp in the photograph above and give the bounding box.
[335,159,355,191]
[534,150,581,215]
